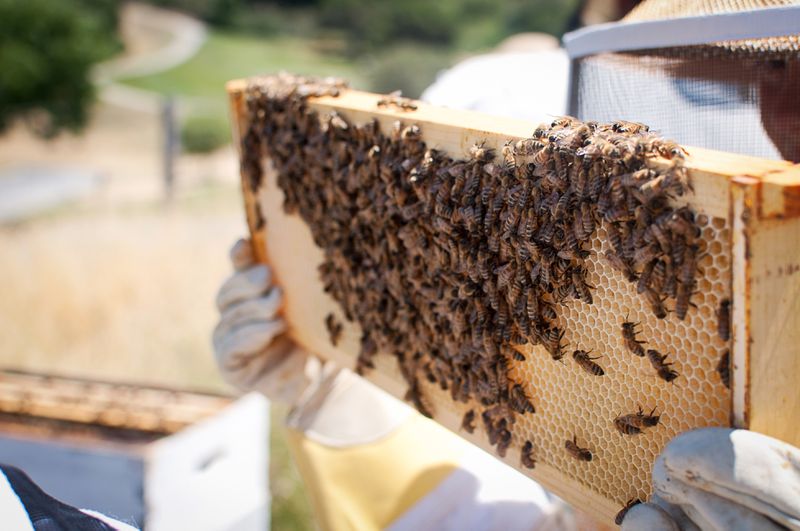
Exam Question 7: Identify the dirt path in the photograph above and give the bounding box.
[94,2,208,113]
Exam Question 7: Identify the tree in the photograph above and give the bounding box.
[0,0,120,137]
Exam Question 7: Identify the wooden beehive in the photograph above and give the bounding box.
[227,77,800,525]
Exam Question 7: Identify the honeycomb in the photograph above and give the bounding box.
[413,213,732,505]
[236,74,735,513]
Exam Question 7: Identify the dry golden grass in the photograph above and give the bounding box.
[0,203,244,392]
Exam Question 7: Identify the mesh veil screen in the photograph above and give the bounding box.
[571,48,800,161]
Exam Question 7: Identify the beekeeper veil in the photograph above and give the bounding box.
[565,0,800,161]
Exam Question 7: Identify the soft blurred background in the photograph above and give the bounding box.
[0,0,580,527]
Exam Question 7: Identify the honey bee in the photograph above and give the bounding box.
[565,435,593,461]
[572,269,594,304]
[521,440,536,469]
[640,173,670,198]
[621,317,645,356]
[717,349,731,389]
[675,281,693,321]
[512,350,526,361]
[461,409,476,433]
[526,289,540,321]
[537,221,556,245]
[629,405,661,428]
[651,259,667,291]
[606,222,626,255]
[405,383,434,418]
[495,262,516,290]
[327,111,349,131]
[613,414,642,435]
[557,125,592,150]
[597,137,622,158]
[532,124,548,139]
[572,350,605,376]
[418,148,441,175]
[647,349,679,382]
[607,178,626,205]
[717,298,731,341]
[680,244,700,285]
[469,141,494,162]
[501,141,516,170]
[633,244,661,269]
[541,326,566,361]
[496,428,512,458]
[643,287,668,319]
[324,313,344,346]
[400,124,421,141]
[604,251,637,282]
[541,302,563,322]
[551,115,578,128]
[570,204,593,242]
[615,499,643,525]
[667,208,700,240]
[509,383,535,414]
[652,139,688,160]
[531,144,554,167]
[613,120,649,134]
[376,90,418,111]
[637,259,656,294]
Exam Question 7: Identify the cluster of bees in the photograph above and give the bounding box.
[240,75,729,506]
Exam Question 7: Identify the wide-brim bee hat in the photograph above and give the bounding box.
[564,0,800,161]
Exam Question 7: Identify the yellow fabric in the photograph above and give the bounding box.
[286,413,466,531]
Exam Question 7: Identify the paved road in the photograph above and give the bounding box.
[0,166,102,223]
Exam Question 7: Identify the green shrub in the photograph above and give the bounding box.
[181,115,230,153]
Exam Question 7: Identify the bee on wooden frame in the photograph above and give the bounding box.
[324,313,344,346]
[647,349,679,383]
[461,409,476,434]
[376,90,418,111]
[717,350,731,389]
[613,414,642,436]
[521,440,536,469]
[717,298,731,341]
[509,383,535,414]
[565,435,593,461]
[572,350,604,376]
[621,316,645,357]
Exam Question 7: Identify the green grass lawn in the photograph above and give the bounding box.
[122,31,367,152]
[122,31,366,102]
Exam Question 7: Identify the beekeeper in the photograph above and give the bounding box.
[215,238,800,531]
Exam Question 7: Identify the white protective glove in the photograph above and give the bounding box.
[621,428,800,531]
[213,238,314,404]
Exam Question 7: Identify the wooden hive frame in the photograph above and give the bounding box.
[227,79,800,525]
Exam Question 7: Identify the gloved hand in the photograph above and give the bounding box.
[621,428,800,531]
[213,238,314,404]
